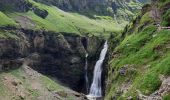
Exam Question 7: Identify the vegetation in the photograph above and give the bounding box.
[161,9,170,26]
[106,1,170,99]
[40,75,64,91]
[163,94,170,100]
[0,0,169,100]
[0,67,76,100]
[0,0,126,38]
[0,11,18,27]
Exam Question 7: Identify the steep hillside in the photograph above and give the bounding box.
[105,0,170,99]
[33,0,146,21]
[0,0,115,99]
[0,65,87,100]
[0,0,123,37]
[0,0,157,100]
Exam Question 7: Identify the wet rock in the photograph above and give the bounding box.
[70,56,81,64]
[87,36,104,57]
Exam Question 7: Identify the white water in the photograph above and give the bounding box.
[88,41,108,97]
[85,53,89,93]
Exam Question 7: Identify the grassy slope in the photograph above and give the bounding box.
[0,11,18,27]
[106,1,170,100]
[0,0,127,99]
[0,66,80,100]
[0,0,127,38]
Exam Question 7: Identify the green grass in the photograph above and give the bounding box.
[0,11,18,27]
[10,68,41,99]
[163,94,170,100]
[40,75,64,91]
[5,0,124,37]
[0,67,77,99]
[140,12,153,25]
[106,25,170,99]
[161,9,170,26]
[0,0,129,37]
[159,0,170,7]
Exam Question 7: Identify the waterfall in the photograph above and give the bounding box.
[88,41,108,97]
[85,53,89,93]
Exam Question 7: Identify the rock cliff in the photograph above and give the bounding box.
[33,0,149,20]
[0,27,104,93]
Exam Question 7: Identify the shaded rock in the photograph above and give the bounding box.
[33,7,48,19]
[0,59,23,71]
[0,0,32,12]
[119,67,127,76]
[33,31,45,51]
[70,56,81,64]
[11,79,22,86]
[0,28,104,94]
[141,4,152,15]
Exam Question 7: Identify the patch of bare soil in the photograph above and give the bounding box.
[15,16,36,29]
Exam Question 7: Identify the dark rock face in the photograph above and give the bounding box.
[34,0,107,13]
[0,30,30,71]
[0,0,32,12]
[33,8,48,19]
[0,28,104,93]
[33,0,146,18]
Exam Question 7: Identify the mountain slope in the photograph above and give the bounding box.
[0,0,157,100]
[105,0,170,99]
[0,65,86,100]
[0,0,123,37]
[33,0,146,21]
[0,0,150,37]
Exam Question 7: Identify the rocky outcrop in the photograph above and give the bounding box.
[0,0,32,12]
[33,8,48,19]
[0,28,104,93]
[33,0,148,19]
[34,0,107,13]
[0,0,48,19]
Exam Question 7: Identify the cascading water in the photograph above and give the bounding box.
[85,53,89,93]
[88,41,108,97]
